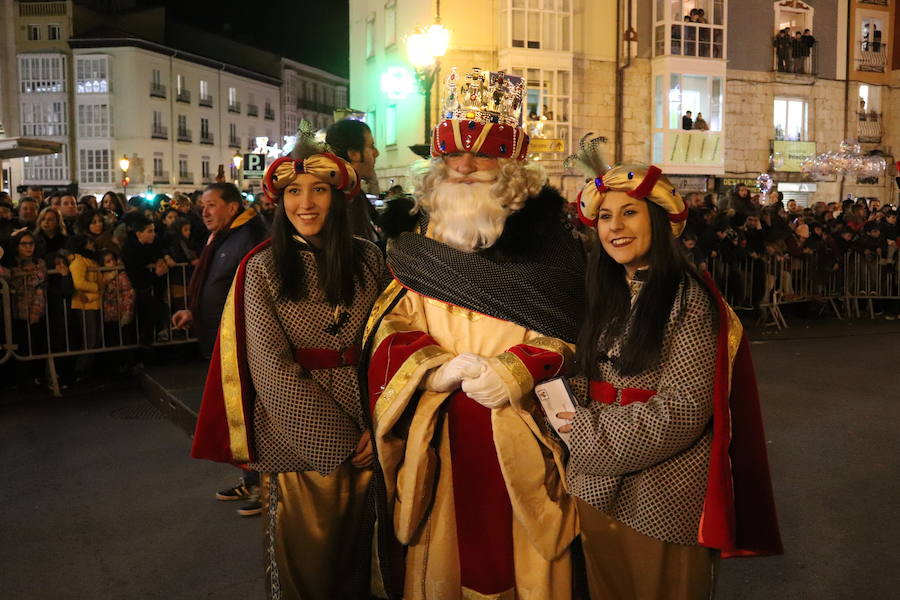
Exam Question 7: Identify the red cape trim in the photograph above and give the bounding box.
[699,272,783,557]
[190,238,272,464]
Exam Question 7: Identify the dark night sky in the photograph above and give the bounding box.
[141,0,350,77]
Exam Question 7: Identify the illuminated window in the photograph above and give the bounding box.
[774,98,808,141]
[78,148,112,184]
[504,0,572,51]
[76,56,109,94]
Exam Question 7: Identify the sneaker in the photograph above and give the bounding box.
[215,483,258,502]
[237,500,263,517]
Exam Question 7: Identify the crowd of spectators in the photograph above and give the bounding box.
[0,184,277,389]
[681,185,900,319]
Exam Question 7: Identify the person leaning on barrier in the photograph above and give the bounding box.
[124,215,170,345]
[0,229,48,388]
[67,234,104,382]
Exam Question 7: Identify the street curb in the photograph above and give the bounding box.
[138,368,198,438]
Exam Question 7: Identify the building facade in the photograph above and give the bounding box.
[350,0,900,206]
[0,0,347,198]
[281,58,349,141]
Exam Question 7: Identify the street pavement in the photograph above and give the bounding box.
[2,322,899,599]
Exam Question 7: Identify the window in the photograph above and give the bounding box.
[509,67,572,153]
[366,110,376,143]
[200,79,209,98]
[774,98,808,141]
[21,100,67,136]
[48,24,60,41]
[229,123,237,137]
[178,156,189,177]
[506,0,572,51]
[27,25,40,41]
[78,148,112,184]
[385,1,397,47]
[152,69,162,85]
[202,157,211,180]
[153,111,163,128]
[178,115,187,130]
[660,73,723,131]
[153,156,164,177]
[228,87,237,105]
[77,103,110,137]
[386,104,397,146]
[24,146,68,181]
[75,56,109,93]
[176,74,184,93]
[366,14,375,58]
[18,54,66,93]
[200,117,210,138]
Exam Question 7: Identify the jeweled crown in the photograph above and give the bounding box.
[441,67,526,128]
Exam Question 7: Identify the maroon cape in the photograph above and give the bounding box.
[699,272,783,557]
[189,239,271,465]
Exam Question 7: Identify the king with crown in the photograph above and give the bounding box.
[363,69,586,599]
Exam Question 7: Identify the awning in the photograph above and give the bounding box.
[0,137,63,160]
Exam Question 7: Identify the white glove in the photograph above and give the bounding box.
[461,365,511,409]
[422,353,486,392]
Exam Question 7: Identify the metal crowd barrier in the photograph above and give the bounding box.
[706,253,844,330]
[0,262,196,396]
[842,251,900,319]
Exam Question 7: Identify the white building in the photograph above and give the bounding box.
[0,0,347,198]
[281,58,349,141]
[67,36,281,196]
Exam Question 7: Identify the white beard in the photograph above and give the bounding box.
[424,179,510,252]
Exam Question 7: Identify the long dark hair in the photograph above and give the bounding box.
[576,200,716,378]
[270,187,369,306]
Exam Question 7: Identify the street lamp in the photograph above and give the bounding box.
[406,17,450,157]
[232,151,243,190]
[119,155,130,197]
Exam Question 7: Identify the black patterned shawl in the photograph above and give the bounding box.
[387,186,586,343]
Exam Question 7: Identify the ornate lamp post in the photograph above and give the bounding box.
[406,15,450,158]
[118,155,130,197]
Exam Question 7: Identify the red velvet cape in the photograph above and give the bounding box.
[699,272,783,557]
[189,239,271,464]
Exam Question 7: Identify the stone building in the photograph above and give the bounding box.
[349,0,900,206]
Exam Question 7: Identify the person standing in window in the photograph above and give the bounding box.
[682,110,693,130]
[693,112,710,131]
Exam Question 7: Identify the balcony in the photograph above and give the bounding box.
[178,172,194,185]
[773,40,819,77]
[199,94,213,108]
[247,103,259,117]
[228,135,241,148]
[295,98,332,113]
[655,22,724,58]
[264,106,275,120]
[652,130,724,175]
[177,128,193,143]
[857,40,887,73]
[176,88,191,104]
[228,101,241,114]
[151,124,168,139]
[153,171,170,184]
[200,132,214,145]
[858,111,883,143]
[150,82,166,98]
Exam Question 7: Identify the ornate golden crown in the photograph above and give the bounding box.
[440,67,526,128]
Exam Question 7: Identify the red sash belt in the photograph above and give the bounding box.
[589,380,656,406]
[293,346,360,370]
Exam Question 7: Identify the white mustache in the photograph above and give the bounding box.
[445,167,499,183]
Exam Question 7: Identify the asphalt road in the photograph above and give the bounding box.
[2,326,899,599]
